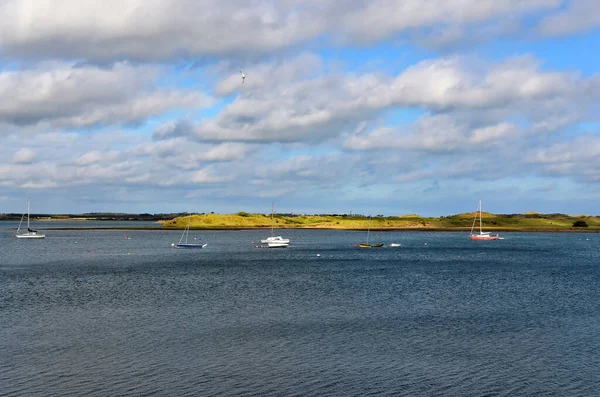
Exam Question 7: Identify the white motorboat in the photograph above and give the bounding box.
[261,203,290,247]
[260,235,290,244]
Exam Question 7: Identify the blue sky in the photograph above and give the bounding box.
[1,0,600,216]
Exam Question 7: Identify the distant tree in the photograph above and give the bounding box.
[572,220,589,228]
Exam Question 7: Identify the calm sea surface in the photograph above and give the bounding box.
[1,224,599,396]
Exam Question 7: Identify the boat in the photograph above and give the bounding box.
[16,198,45,239]
[261,236,290,248]
[261,202,290,248]
[171,216,207,249]
[389,243,401,247]
[470,200,500,241]
[359,216,383,248]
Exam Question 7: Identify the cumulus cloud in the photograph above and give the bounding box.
[154,55,391,143]
[336,0,561,44]
[189,167,234,184]
[526,134,600,182]
[75,150,121,166]
[199,143,251,162]
[1,0,599,215]
[537,0,600,37]
[343,115,517,152]
[0,0,564,62]
[389,55,583,110]
[0,62,213,129]
[11,148,35,164]
[0,0,325,62]
[152,54,599,148]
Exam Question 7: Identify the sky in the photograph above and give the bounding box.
[1,0,600,217]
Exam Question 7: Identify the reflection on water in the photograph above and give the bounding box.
[1,230,599,396]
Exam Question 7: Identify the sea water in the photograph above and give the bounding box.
[1,228,599,396]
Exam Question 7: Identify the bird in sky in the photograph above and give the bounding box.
[240,70,246,84]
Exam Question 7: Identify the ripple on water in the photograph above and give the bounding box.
[1,230,600,396]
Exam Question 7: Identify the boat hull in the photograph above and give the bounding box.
[266,242,289,248]
[359,243,384,248]
[261,236,290,244]
[16,233,45,239]
[173,243,207,249]
[470,234,499,241]
[470,201,501,241]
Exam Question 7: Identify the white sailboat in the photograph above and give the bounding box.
[171,216,207,249]
[470,200,500,240]
[16,198,45,239]
[261,202,290,248]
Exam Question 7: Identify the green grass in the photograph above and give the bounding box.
[161,212,600,231]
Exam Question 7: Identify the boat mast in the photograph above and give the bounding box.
[27,198,30,229]
[271,202,274,237]
[479,200,483,234]
[185,216,190,244]
[470,202,477,234]
[366,216,371,244]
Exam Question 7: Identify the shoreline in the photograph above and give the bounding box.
[11,226,600,232]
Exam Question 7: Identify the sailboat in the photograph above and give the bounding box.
[470,200,500,241]
[171,216,207,249]
[16,198,45,239]
[359,216,383,248]
[261,202,290,248]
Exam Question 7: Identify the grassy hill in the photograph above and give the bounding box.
[161,212,600,231]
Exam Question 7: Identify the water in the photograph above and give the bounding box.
[1,228,599,396]
[0,220,163,230]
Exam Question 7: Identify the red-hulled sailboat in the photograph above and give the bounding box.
[470,200,500,241]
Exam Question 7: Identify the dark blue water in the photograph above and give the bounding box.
[1,228,599,396]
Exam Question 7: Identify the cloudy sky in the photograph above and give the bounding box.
[1,0,599,216]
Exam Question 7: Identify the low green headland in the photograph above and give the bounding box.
[161,212,600,232]
[3,211,598,231]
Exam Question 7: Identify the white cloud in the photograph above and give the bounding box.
[0,0,563,62]
[0,62,213,129]
[526,134,600,178]
[344,115,517,152]
[537,0,600,37]
[199,143,251,162]
[190,167,233,184]
[389,55,582,110]
[12,148,35,164]
[337,0,561,44]
[155,54,598,149]
[75,151,121,166]
[0,0,325,62]
[469,122,515,144]
[1,1,599,215]
[22,180,59,189]
[213,53,323,97]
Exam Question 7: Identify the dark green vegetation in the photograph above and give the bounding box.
[0,212,184,222]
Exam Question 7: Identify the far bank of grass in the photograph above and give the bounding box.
[161,212,600,232]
